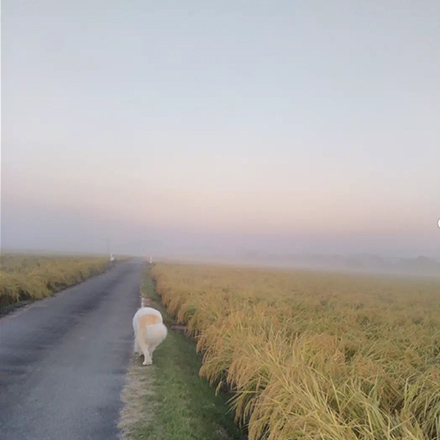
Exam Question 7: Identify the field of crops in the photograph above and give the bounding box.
[0,254,110,307]
[151,263,440,440]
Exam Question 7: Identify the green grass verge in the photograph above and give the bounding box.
[128,267,246,440]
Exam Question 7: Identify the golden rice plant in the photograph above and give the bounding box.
[0,254,110,307]
[151,263,440,440]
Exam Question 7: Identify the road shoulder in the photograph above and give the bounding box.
[118,266,246,440]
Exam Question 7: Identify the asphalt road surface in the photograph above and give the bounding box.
[0,259,143,440]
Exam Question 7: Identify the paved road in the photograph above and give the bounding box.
[0,259,143,440]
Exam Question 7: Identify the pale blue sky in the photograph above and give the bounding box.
[2,0,440,257]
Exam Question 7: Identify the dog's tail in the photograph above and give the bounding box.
[145,323,168,346]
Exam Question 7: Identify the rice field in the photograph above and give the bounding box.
[151,263,440,440]
[0,254,110,307]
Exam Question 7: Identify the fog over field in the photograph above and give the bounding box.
[2,1,440,271]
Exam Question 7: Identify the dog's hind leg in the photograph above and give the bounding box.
[148,343,159,361]
[137,336,152,365]
[134,339,141,355]
[141,346,152,366]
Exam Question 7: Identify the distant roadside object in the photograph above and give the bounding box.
[149,256,153,265]
[133,307,167,365]
[110,254,115,262]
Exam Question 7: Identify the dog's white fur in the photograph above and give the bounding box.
[132,307,167,365]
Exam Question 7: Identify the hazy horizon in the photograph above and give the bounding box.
[2,1,440,260]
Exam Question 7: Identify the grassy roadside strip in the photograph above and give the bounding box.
[119,266,246,440]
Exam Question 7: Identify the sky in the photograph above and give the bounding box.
[2,0,440,258]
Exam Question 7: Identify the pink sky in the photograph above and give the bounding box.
[2,1,440,258]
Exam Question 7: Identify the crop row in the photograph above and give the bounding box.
[0,254,110,307]
[151,263,440,440]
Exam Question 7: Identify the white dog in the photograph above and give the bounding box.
[132,307,167,365]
